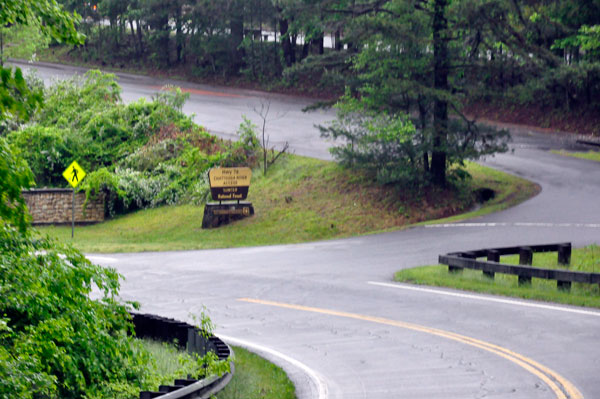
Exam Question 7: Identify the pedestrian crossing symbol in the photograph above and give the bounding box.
[62,161,86,188]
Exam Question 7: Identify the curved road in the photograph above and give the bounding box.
[15,61,600,399]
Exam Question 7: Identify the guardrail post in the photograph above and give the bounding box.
[518,247,533,286]
[557,280,571,292]
[558,244,571,267]
[187,328,198,354]
[485,250,499,279]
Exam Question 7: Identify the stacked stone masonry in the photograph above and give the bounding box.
[23,189,105,225]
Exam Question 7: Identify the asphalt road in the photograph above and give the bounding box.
[14,61,600,399]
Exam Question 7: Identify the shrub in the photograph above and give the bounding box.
[0,140,143,399]
[1,142,229,398]
[7,125,73,187]
[9,71,260,217]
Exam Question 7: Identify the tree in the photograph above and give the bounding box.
[0,137,33,231]
[317,0,510,186]
[0,0,83,123]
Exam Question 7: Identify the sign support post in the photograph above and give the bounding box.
[71,189,75,238]
[62,160,87,238]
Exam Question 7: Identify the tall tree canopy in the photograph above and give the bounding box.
[6,0,596,184]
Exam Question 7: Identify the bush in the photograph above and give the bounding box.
[0,140,142,399]
[8,71,259,216]
[1,141,229,398]
[321,95,509,187]
[320,97,426,185]
[7,125,73,187]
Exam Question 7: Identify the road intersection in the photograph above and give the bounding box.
[18,61,600,399]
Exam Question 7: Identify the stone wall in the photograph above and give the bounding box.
[22,189,105,225]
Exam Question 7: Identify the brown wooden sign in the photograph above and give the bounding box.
[208,167,252,201]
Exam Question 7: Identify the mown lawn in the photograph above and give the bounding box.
[38,155,539,253]
[215,346,296,399]
[552,149,600,162]
[395,245,600,308]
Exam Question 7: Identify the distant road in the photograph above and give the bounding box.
[13,59,336,160]
[16,60,600,399]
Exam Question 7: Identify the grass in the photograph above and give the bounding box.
[552,149,600,162]
[415,162,540,226]
[215,346,296,399]
[141,339,203,384]
[140,342,295,399]
[394,245,600,308]
[37,154,539,253]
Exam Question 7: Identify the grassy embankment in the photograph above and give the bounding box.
[147,341,295,399]
[38,154,538,253]
[552,150,600,162]
[395,245,600,308]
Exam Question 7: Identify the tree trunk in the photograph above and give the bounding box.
[279,17,293,67]
[136,19,144,55]
[290,33,297,63]
[128,19,137,56]
[302,41,310,60]
[317,34,324,55]
[175,2,183,64]
[335,30,342,51]
[431,0,449,186]
[419,101,429,173]
[229,1,244,74]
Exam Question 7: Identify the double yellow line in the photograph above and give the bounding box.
[239,298,582,399]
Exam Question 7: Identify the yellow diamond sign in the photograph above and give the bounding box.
[62,161,86,188]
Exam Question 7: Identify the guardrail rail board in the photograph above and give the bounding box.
[439,242,600,292]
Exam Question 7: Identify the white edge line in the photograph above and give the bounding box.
[424,222,600,228]
[368,281,600,317]
[217,334,328,399]
[86,255,119,263]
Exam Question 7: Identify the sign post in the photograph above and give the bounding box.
[202,167,254,228]
[62,161,87,238]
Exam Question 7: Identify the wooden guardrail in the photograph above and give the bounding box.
[439,242,600,291]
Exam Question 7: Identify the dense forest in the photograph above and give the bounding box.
[1,0,599,186]
[50,0,600,109]
[39,0,598,184]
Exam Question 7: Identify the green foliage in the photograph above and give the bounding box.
[320,96,423,185]
[215,346,295,399]
[7,125,72,187]
[0,66,43,125]
[234,115,260,161]
[0,0,83,129]
[504,62,600,110]
[240,40,284,81]
[0,24,50,62]
[0,221,148,399]
[553,25,600,55]
[1,141,229,399]
[0,0,83,46]
[151,85,190,111]
[36,70,122,132]
[321,93,509,186]
[0,137,34,231]
[8,71,259,215]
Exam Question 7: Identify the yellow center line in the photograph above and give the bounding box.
[238,297,583,399]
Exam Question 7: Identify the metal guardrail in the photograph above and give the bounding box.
[439,242,600,291]
[131,313,233,399]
